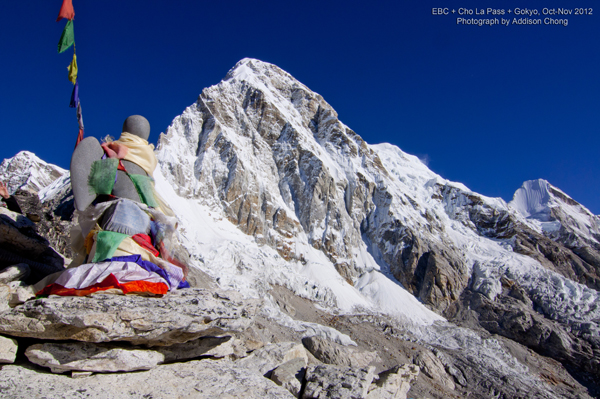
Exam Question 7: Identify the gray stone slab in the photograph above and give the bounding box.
[0,359,296,398]
[0,288,260,345]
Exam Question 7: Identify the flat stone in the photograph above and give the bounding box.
[157,336,235,362]
[0,334,18,363]
[303,364,376,399]
[26,336,240,374]
[71,371,93,378]
[25,342,165,373]
[0,359,296,398]
[0,288,260,345]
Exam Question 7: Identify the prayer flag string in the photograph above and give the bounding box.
[56,0,84,147]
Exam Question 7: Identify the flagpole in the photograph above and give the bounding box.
[56,0,84,147]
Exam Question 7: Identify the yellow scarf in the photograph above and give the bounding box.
[114,132,157,176]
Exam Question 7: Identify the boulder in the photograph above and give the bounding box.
[303,364,376,399]
[366,364,420,399]
[0,281,35,309]
[0,208,64,276]
[302,335,379,367]
[270,357,307,397]
[25,336,239,374]
[0,208,46,256]
[8,283,35,307]
[0,288,260,345]
[238,341,308,376]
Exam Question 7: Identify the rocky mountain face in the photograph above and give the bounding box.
[510,179,600,289]
[0,152,75,261]
[156,59,600,396]
[0,151,67,194]
[0,58,599,398]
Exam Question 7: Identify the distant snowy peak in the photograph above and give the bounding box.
[510,178,600,244]
[510,179,554,220]
[0,151,68,195]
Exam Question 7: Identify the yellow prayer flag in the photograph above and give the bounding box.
[68,53,78,84]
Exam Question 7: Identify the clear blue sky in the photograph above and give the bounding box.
[1,1,599,214]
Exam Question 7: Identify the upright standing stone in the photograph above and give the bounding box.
[0,335,18,363]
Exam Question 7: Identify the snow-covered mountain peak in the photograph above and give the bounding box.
[225,58,294,84]
[156,58,467,323]
[0,151,68,195]
[510,178,600,245]
[225,58,316,97]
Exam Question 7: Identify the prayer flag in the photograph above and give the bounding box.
[68,53,78,84]
[77,103,84,130]
[58,20,75,53]
[75,128,84,149]
[56,0,75,22]
[70,79,79,108]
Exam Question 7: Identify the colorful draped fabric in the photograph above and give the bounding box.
[36,261,169,297]
[132,234,160,257]
[113,133,157,176]
[89,233,187,290]
[102,133,174,215]
[129,174,160,208]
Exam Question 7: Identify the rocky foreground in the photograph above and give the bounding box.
[0,286,419,398]
[0,205,420,398]
[0,270,594,399]
[0,205,587,398]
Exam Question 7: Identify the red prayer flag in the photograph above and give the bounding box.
[75,128,84,148]
[56,0,75,22]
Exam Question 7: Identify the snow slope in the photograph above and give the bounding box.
[153,169,443,327]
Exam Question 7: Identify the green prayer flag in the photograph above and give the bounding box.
[88,158,118,195]
[92,231,129,262]
[58,20,74,53]
[129,174,159,208]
